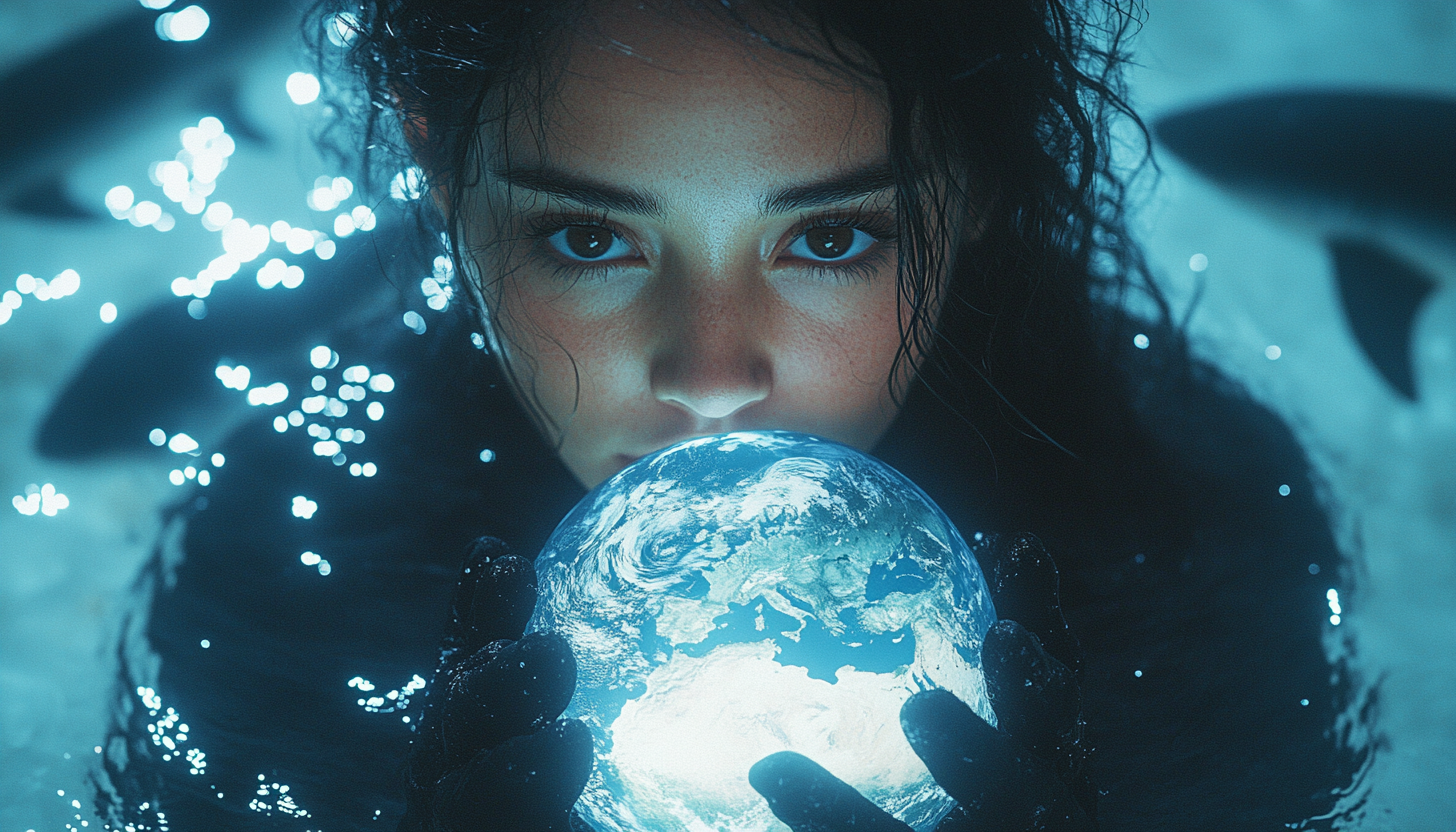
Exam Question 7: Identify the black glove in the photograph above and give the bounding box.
[751,533,1095,831]
[400,537,593,832]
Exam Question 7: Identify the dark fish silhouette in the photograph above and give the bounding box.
[0,0,289,220]
[1155,91,1454,400]
[34,223,420,461]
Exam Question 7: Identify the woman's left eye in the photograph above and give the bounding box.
[785,226,876,262]
[545,225,638,262]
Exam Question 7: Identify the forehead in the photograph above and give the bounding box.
[506,4,887,195]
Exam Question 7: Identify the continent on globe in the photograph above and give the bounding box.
[528,431,998,832]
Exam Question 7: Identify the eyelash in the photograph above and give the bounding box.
[519,207,898,283]
[519,210,639,281]
[782,209,898,284]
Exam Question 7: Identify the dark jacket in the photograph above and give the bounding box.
[82,226,1361,831]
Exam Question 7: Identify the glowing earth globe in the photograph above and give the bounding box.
[528,431,997,832]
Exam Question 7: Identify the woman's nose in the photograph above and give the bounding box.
[649,281,772,422]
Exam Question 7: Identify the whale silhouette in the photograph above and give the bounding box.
[1155,90,1454,400]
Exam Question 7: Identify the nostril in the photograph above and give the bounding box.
[653,361,771,422]
[673,390,763,420]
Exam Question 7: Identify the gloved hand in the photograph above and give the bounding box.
[399,537,593,832]
[750,533,1095,831]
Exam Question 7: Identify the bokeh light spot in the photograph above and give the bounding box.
[286,72,321,105]
[157,5,210,42]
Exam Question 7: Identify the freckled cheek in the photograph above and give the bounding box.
[496,292,647,426]
[771,289,905,431]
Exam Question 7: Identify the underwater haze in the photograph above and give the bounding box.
[0,1,1453,830]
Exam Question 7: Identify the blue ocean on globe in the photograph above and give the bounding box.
[528,431,998,832]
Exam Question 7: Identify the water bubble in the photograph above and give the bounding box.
[1133,333,1150,350]
[350,205,377,231]
[100,302,118,323]
[246,382,289,406]
[202,201,232,231]
[286,72,321,105]
[325,12,360,47]
[1189,253,1208,272]
[307,187,339,212]
[133,201,162,226]
[285,227,316,254]
[157,5,209,42]
[105,185,135,216]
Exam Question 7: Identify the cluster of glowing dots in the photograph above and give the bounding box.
[262,346,393,475]
[300,550,331,576]
[149,429,225,487]
[303,174,377,243]
[53,785,100,832]
[249,775,311,820]
[0,270,82,326]
[348,674,428,722]
[100,115,348,304]
[136,685,207,776]
[422,255,455,311]
[1327,588,1343,626]
[12,483,69,516]
[292,498,328,575]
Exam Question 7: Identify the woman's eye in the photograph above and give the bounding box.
[547,225,636,261]
[786,226,876,262]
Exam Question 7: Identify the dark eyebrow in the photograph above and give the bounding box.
[764,162,895,214]
[492,166,663,216]
[492,160,894,217]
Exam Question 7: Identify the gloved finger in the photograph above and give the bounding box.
[982,619,1081,767]
[432,719,594,832]
[985,534,1078,672]
[441,632,577,766]
[447,536,538,657]
[748,751,913,832]
[901,690,1091,832]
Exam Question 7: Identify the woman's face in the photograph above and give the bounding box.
[463,6,917,489]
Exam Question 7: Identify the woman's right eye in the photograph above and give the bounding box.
[546,225,637,262]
